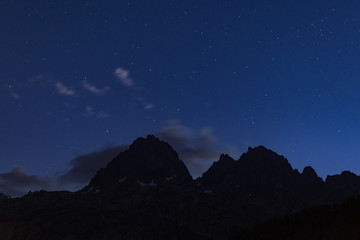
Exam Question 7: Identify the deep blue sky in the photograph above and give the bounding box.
[1,0,360,195]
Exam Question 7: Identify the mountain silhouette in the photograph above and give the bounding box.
[0,135,360,239]
[81,135,194,193]
[198,146,297,196]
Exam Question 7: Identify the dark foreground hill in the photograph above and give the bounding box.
[0,135,360,239]
[233,196,360,240]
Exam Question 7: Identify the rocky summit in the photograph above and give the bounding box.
[81,135,195,193]
[1,136,360,239]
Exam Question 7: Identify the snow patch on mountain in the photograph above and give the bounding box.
[137,180,157,187]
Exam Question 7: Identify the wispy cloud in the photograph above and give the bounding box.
[85,106,109,118]
[136,97,155,110]
[85,105,94,116]
[28,74,43,83]
[58,145,128,189]
[144,103,155,110]
[54,82,75,96]
[157,120,233,177]
[97,111,109,118]
[0,145,128,197]
[0,166,56,197]
[82,80,110,95]
[10,92,20,100]
[114,67,134,87]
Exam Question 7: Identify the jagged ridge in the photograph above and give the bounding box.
[0,136,360,239]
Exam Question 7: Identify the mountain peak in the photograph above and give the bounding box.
[82,135,194,193]
[129,135,167,150]
[302,166,319,179]
[243,145,282,160]
[239,145,292,172]
[248,145,268,152]
[218,153,235,164]
[132,134,161,143]
[341,170,357,177]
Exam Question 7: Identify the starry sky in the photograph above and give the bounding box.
[2,0,360,196]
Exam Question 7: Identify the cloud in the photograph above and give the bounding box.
[157,120,227,177]
[0,145,128,196]
[3,84,21,100]
[114,67,134,87]
[136,97,155,110]
[0,166,56,197]
[54,81,75,96]
[28,74,43,83]
[82,80,110,95]
[58,145,128,188]
[10,92,20,100]
[85,105,94,116]
[97,111,109,118]
[84,106,109,118]
[144,104,155,110]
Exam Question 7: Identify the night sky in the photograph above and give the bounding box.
[2,0,360,196]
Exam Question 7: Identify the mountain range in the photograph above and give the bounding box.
[0,135,360,239]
